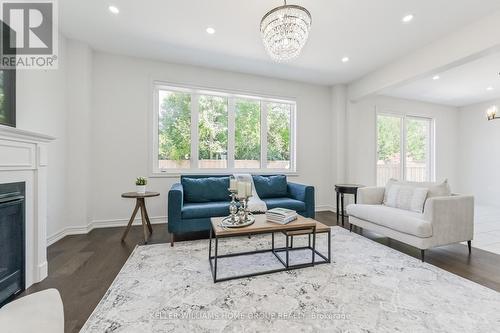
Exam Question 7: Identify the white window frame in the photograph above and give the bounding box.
[375,111,435,184]
[151,81,297,177]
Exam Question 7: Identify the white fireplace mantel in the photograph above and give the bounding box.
[0,124,55,288]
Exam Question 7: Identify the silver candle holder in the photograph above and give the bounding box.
[223,188,254,227]
[228,189,239,223]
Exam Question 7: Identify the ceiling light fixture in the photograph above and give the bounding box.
[108,5,119,14]
[260,0,312,62]
[402,14,414,23]
[206,27,216,34]
[432,75,440,80]
[486,105,499,121]
[342,57,350,63]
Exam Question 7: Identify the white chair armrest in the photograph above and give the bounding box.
[423,195,474,244]
[0,289,64,333]
[357,186,385,205]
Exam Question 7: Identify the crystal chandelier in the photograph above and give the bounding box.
[260,0,312,62]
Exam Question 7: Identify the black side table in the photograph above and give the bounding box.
[335,184,363,226]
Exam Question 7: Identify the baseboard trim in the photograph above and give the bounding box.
[47,216,167,246]
[87,216,167,230]
[47,206,336,245]
[315,205,335,212]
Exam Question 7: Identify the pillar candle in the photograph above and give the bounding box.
[230,179,237,191]
[245,182,252,197]
[237,182,246,197]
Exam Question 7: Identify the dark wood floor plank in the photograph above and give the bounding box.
[20,211,500,333]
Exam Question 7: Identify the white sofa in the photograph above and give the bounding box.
[346,185,474,261]
[0,289,64,333]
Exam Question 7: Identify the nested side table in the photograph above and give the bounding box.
[335,184,363,226]
[121,191,160,244]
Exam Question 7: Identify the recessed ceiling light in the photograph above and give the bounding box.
[402,14,414,23]
[487,86,494,91]
[206,27,216,34]
[108,5,119,14]
[432,75,440,80]
[341,56,350,63]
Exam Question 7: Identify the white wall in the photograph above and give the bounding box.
[457,99,500,206]
[346,95,459,189]
[16,35,68,238]
[64,40,93,232]
[89,52,335,227]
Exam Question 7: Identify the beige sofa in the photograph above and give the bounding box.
[346,184,474,261]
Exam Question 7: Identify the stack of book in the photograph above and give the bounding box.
[266,208,298,224]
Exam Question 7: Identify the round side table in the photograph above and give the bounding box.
[335,184,363,226]
[121,191,160,244]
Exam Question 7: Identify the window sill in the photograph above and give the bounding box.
[149,170,299,179]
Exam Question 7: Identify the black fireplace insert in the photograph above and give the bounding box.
[0,182,25,307]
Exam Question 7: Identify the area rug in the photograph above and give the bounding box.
[80,227,500,332]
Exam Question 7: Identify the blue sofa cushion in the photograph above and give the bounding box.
[182,201,230,219]
[253,175,288,199]
[263,197,306,212]
[182,176,230,203]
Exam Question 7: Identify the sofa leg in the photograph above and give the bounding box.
[467,240,472,254]
[171,233,175,247]
[421,249,425,262]
[349,224,353,232]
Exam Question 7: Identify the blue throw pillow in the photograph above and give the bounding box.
[252,175,288,199]
[182,177,230,203]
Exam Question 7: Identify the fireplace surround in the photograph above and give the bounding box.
[0,125,54,292]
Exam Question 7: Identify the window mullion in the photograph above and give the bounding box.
[191,93,199,169]
[261,102,268,169]
[152,87,160,173]
[401,116,407,181]
[290,104,296,172]
[227,97,235,169]
[428,119,434,181]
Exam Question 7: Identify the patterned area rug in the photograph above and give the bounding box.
[81,227,500,332]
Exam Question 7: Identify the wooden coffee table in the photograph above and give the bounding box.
[209,215,331,283]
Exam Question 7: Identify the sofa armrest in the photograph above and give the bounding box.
[423,195,474,244]
[287,182,315,218]
[167,183,184,233]
[357,187,385,205]
[0,289,64,333]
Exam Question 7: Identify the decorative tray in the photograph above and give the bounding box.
[220,215,255,228]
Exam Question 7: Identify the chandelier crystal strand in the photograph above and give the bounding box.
[260,1,312,62]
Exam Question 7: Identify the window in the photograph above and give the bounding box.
[153,83,296,174]
[158,90,191,169]
[376,114,433,186]
[267,102,292,169]
[198,95,228,168]
[235,98,261,169]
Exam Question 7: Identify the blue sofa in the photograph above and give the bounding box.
[168,174,315,245]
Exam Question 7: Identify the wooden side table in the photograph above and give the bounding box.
[121,192,160,244]
[335,184,363,226]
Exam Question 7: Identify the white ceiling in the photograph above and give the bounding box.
[59,0,500,85]
[381,52,500,107]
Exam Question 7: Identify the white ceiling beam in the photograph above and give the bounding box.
[348,10,500,102]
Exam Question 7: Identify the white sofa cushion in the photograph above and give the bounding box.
[346,204,433,238]
[383,179,451,206]
[385,185,428,213]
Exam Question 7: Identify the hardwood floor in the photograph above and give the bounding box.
[23,211,500,333]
